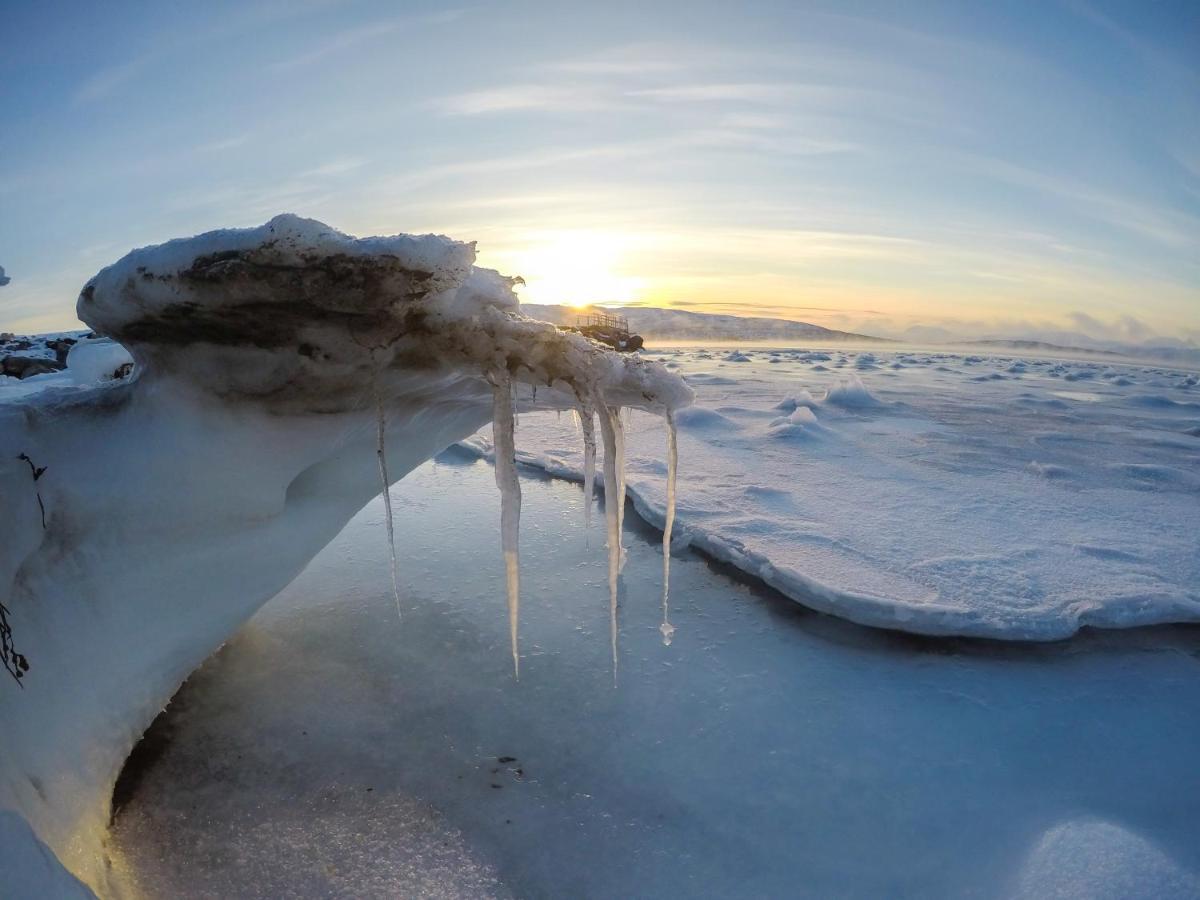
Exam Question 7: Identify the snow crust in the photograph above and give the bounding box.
[459,345,1200,640]
[0,215,689,895]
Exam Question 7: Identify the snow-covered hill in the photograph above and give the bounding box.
[522,304,888,343]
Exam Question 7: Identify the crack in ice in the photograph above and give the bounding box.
[375,386,403,620]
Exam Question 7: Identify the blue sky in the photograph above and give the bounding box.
[1,0,1197,343]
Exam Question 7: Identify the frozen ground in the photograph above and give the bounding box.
[110,455,1200,899]
[462,344,1200,639]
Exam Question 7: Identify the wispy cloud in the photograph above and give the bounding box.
[74,60,147,104]
[542,43,688,76]
[269,9,464,71]
[626,82,799,104]
[298,157,367,178]
[434,84,616,116]
[196,135,251,154]
[968,156,1200,251]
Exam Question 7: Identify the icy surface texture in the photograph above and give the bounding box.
[110,460,1200,899]
[459,345,1200,640]
[0,215,689,895]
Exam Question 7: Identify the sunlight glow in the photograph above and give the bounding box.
[507,231,645,308]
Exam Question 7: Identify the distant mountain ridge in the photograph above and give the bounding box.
[522,305,1199,366]
[522,304,889,343]
[962,338,1199,366]
[964,339,1123,357]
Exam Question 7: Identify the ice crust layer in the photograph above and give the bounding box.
[459,346,1200,641]
[0,215,690,896]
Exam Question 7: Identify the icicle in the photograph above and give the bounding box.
[611,406,628,569]
[375,387,402,620]
[597,405,626,683]
[578,401,597,547]
[492,371,522,679]
[660,412,678,646]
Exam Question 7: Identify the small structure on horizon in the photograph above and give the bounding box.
[568,310,644,352]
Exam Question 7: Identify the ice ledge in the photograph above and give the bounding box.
[1,216,690,895]
[75,213,691,412]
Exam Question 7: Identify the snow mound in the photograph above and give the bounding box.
[774,390,819,413]
[673,406,740,431]
[65,338,134,385]
[823,373,882,408]
[768,405,829,441]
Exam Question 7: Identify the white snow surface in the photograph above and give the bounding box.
[460,344,1200,640]
[0,215,689,896]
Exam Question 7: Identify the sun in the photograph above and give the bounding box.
[507,231,644,309]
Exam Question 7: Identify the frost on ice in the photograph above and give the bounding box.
[0,214,692,896]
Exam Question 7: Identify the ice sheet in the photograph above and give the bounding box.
[461,345,1200,639]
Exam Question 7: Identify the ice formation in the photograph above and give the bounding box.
[660,414,678,646]
[578,403,597,543]
[491,371,522,678]
[0,214,691,896]
[596,405,627,679]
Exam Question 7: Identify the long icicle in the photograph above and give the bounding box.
[375,387,402,620]
[578,401,597,549]
[611,405,628,570]
[597,405,623,683]
[492,372,522,679]
[660,412,678,646]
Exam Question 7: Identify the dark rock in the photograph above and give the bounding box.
[46,338,77,365]
[2,356,66,379]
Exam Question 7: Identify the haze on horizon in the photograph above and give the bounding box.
[1,0,1197,345]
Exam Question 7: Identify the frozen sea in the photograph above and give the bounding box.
[467,344,1200,639]
[108,347,1200,899]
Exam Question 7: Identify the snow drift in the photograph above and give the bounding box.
[458,347,1200,643]
[0,215,690,896]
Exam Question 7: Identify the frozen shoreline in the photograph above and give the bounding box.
[458,345,1200,641]
[110,458,1200,898]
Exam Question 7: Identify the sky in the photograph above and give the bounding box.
[1,0,1198,344]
